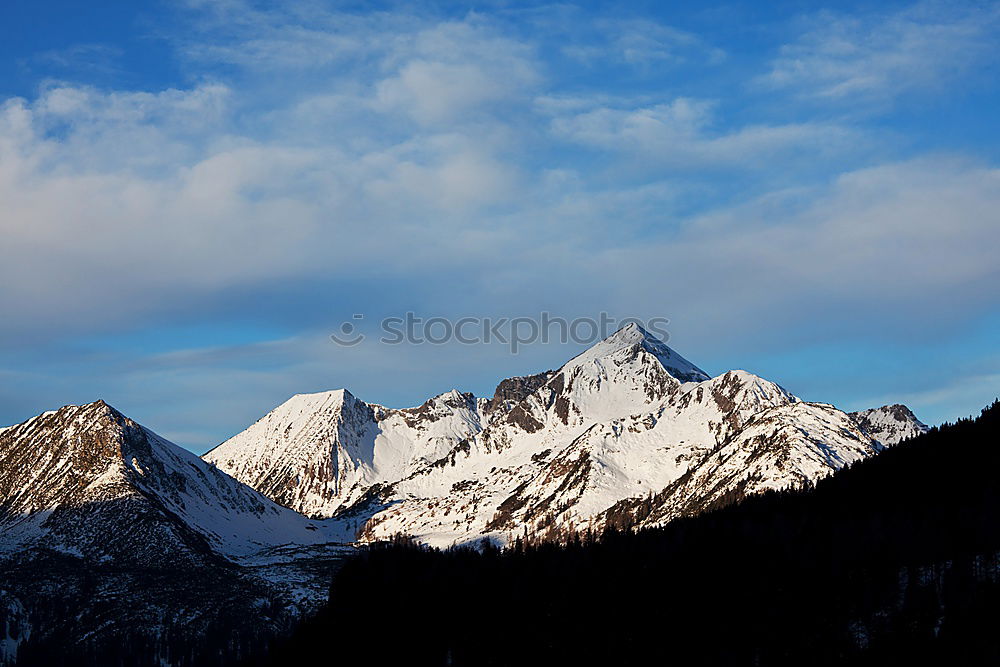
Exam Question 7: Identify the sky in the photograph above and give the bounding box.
[1,0,998,453]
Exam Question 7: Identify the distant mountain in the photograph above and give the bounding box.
[205,324,926,546]
[850,403,928,446]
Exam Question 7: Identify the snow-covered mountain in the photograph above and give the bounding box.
[0,400,348,564]
[0,400,356,664]
[206,324,926,547]
[204,389,483,518]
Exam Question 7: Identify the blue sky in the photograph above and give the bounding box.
[1,0,998,453]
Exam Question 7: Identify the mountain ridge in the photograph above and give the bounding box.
[203,325,928,547]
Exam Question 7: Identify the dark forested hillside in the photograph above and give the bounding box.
[256,400,1000,667]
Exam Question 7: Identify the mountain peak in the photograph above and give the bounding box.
[77,398,124,420]
[3,400,134,450]
[565,323,710,383]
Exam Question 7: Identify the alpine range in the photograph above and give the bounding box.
[1,324,930,663]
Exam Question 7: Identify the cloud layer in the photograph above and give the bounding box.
[1,0,998,449]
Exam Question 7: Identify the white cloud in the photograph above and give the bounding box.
[1,2,997,371]
[375,59,528,125]
[365,148,520,214]
[372,21,540,125]
[548,97,860,167]
[33,43,125,77]
[0,77,537,340]
[177,4,542,129]
[175,1,386,69]
[579,158,1000,344]
[760,2,1000,104]
[3,0,999,451]
[0,10,563,346]
[561,17,724,66]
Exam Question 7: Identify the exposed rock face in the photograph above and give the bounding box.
[850,404,929,446]
[483,371,555,416]
[206,324,926,547]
